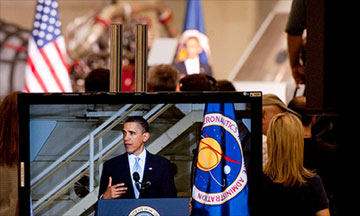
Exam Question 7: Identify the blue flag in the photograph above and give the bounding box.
[183,0,206,34]
[192,103,250,216]
[177,0,211,64]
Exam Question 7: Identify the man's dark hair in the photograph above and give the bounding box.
[215,80,236,91]
[179,74,216,91]
[125,116,149,133]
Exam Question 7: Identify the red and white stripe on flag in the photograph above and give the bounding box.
[25,0,72,93]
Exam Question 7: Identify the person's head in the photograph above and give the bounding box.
[262,94,300,135]
[179,74,216,91]
[123,116,150,156]
[264,113,315,187]
[0,91,21,166]
[147,64,179,92]
[215,80,236,91]
[185,37,202,59]
[288,96,315,126]
[84,68,110,92]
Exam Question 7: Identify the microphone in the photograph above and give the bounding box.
[142,173,151,189]
[133,172,140,182]
[133,172,151,192]
[133,172,141,191]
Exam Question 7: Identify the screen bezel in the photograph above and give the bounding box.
[18,92,262,216]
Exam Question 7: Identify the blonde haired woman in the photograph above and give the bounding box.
[263,113,330,216]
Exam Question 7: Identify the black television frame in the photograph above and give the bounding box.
[18,92,262,216]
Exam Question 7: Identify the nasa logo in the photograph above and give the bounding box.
[128,206,160,216]
[192,113,247,205]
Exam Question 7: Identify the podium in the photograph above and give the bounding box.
[96,198,189,216]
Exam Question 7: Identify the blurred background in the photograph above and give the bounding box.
[1,0,294,101]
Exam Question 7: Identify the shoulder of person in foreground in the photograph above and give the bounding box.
[308,175,330,216]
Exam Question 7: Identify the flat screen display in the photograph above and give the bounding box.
[18,92,262,215]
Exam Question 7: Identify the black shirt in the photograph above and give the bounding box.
[304,137,336,196]
[263,174,329,216]
[285,0,307,36]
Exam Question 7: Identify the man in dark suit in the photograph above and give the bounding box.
[173,37,212,78]
[98,116,177,199]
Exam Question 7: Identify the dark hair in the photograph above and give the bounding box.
[84,68,110,92]
[125,116,149,133]
[179,74,216,91]
[215,80,236,91]
[148,64,178,92]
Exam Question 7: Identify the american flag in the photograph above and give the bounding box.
[25,0,72,93]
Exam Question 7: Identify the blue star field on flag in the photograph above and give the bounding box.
[31,0,62,49]
[25,0,72,93]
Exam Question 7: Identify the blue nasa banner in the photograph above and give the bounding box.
[192,103,249,216]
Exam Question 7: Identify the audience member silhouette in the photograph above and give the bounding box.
[215,80,236,91]
[178,74,216,92]
[147,64,178,92]
[84,68,110,92]
[288,96,337,215]
[263,112,330,216]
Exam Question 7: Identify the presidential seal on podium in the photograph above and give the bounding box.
[128,206,160,216]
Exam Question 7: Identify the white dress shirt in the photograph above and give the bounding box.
[128,148,147,188]
[184,57,200,75]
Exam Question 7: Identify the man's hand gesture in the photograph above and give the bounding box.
[102,177,127,199]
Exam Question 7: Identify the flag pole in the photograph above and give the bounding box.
[109,24,123,92]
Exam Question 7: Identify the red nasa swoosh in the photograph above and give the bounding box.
[201,132,241,164]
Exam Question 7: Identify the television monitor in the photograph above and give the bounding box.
[18,92,262,215]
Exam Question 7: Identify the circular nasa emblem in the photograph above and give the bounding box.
[192,113,247,205]
[128,206,160,216]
